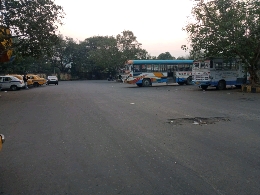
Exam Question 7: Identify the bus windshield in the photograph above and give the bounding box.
[193,62,200,68]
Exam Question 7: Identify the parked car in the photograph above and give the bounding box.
[6,74,25,88]
[0,134,5,151]
[7,74,23,80]
[27,74,46,87]
[46,76,58,85]
[0,75,25,91]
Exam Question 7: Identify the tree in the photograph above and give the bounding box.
[50,35,77,73]
[116,30,144,64]
[176,56,185,60]
[177,55,193,60]
[84,36,120,74]
[70,40,91,76]
[157,52,175,60]
[183,0,260,85]
[0,0,65,59]
[135,48,151,60]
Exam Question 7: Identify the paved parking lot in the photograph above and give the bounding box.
[0,81,260,195]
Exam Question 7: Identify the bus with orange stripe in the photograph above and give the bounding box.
[124,60,194,87]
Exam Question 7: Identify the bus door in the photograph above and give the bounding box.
[167,65,174,83]
[172,65,178,82]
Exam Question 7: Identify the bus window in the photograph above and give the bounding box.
[157,64,161,71]
[141,65,147,72]
[147,65,152,72]
[133,64,140,72]
[178,64,183,71]
[167,65,174,71]
[154,65,159,71]
[231,62,237,70]
[184,64,191,71]
[200,62,206,69]
[223,62,231,70]
[204,62,209,68]
[164,64,167,71]
[215,62,223,70]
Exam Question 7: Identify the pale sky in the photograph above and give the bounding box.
[54,0,194,58]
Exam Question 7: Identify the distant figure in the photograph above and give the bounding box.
[23,74,29,89]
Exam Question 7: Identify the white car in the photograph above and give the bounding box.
[0,75,25,91]
[46,76,58,85]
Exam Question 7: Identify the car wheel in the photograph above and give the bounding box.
[10,85,17,91]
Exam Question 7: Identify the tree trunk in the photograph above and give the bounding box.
[248,68,259,86]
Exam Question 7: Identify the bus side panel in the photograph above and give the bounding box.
[135,72,168,84]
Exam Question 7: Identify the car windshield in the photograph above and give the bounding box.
[48,76,57,79]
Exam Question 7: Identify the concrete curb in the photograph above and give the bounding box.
[242,85,260,93]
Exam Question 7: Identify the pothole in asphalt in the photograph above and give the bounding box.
[167,117,230,125]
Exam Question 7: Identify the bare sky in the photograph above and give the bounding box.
[54,0,194,58]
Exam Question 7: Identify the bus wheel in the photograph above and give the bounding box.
[178,82,184,85]
[142,79,151,87]
[217,80,226,90]
[235,85,241,89]
[136,83,142,87]
[186,76,192,85]
[201,85,208,90]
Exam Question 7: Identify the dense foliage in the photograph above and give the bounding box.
[157,52,175,60]
[0,0,64,58]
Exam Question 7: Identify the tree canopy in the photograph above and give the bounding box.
[184,0,260,84]
[0,0,65,59]
[157,52,175,60]
[116,30,148,64]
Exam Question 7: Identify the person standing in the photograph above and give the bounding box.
[23,74,29,89]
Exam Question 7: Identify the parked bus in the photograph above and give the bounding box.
[192,58,248,90]
[124,60,194,87]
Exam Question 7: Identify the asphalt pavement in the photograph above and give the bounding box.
[0,81,259,195]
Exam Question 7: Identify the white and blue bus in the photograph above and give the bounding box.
[124,60,194,87]
[192,58,248,90]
